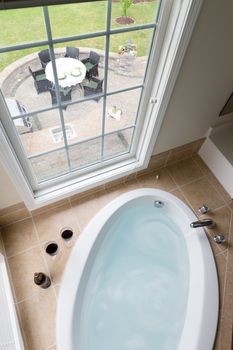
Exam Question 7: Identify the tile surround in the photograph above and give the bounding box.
[0,138,233,349]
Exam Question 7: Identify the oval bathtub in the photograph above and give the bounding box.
[57,189,218,350]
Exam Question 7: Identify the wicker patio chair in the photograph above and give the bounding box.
[83,77,103,102]
[82,50,100,80]
[28,66,51,94]
[49,86,72,110]
[65,46,80,59]
[38,49,51,68]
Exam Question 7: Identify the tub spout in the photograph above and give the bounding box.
[190,219,215,229]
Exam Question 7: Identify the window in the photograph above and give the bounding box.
[0,0,203,209]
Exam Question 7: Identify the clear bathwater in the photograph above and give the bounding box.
[74,199,190,350]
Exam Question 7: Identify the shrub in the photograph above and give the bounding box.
[120,0,132,17]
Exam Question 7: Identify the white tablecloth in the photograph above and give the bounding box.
[45,57,86,88]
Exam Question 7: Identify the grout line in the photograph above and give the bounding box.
[191,153,208,176]
[31,217,57,298]
[0,231,6,257]
[43,343,56,350]
[15,304,29,350]
[218,215,232,318]
[68,199,83,234]
[6,242,41,260]
[31,200,70,218]
[163,149,172,167]
[15,289,43,305]
[173,174,206,189]
[207,176,232,209]
[226,210,233,271]
[0,231,17,303]
[215,249,228,257]
[0,213,32,229]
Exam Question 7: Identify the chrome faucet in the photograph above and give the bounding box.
[213,235,225,244]
[190,219,215,229]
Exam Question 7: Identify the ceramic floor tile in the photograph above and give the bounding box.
[3,152,232,349]
[227,229,233,273]
[208,173,233,205]
[71,190,110,231]
[124,178,141,192]
[166,148,193,165]
[17,288,56,350]
[54,284,60,299]
[180,177,225,215]
[43,235,78,285]
[8,245,49,302]
[137,168,176,191]
[214,253,227,309]
[105,183,127,201]
[222,270,233,321]
[33,204,80,244]
[147,151,169,170]
[1,218,39,257]
[169,188,188,205]
[218,317,233,350]
[31,198,70,216]
[166,158,204,186]
[0,208,31,228]
[0,233,5,256]
[192,154,212,175]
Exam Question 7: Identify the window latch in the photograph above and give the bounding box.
[149,97,157,104]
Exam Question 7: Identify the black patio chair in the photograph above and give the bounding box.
[83,77,103,102]
[82,50,100,80]
[65,46,80,59]
[28,66,51,94]
[49,86,72,110]
[38,49,51,68]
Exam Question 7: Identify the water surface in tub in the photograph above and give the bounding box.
[75,199,189,350]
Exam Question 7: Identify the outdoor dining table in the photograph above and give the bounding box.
[45,57,86,88]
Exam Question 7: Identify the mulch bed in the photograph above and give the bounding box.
[115,16,135,25]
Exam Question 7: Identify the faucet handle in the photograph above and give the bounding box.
[198,204,209,214]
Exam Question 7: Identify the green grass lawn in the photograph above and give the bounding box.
[0,1,158,71]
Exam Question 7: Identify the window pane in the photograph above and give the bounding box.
[69,137,101,170]
[105,89,141,133]
[64,100,103,144]
[11,110,65,157]
[29,149,69,183]
[49,1,107,39]
[0,7,46,48]
[108,29,154,92]
[0,46,55,113]
[103,128,133,159]
[53,38,105,105]
[111,0,160,29]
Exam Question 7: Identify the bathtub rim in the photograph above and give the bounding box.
[56,188,218,350]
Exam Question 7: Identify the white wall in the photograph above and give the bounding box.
[1,0,233,208]
[153,0,233,154]
[0,163,21,209]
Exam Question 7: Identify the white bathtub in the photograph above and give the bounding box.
[199,121,233,198]
[57,189,218,350]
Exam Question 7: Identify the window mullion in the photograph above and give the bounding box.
[43,6,72,172]
[100,0,112,161]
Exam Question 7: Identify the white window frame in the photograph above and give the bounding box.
[0,0,203,210]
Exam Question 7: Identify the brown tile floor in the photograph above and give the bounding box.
[1,155,233,350]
